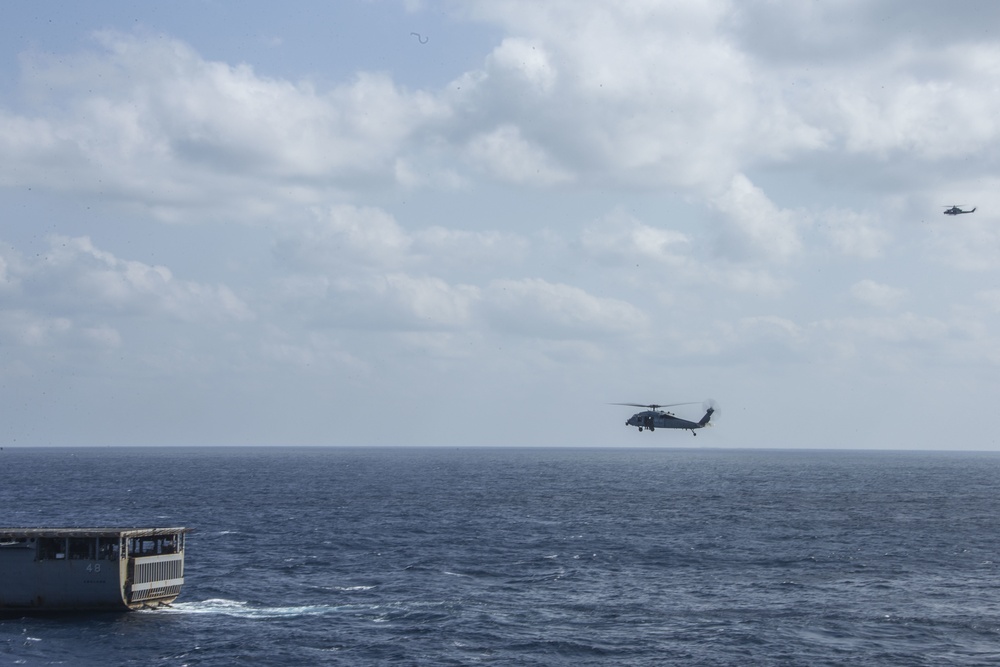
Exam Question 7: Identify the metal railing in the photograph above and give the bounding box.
[129,553,185,603]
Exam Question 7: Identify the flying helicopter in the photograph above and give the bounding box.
[612,400,718,435]
[943,205,976,215]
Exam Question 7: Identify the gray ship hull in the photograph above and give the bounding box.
[0,528,189,612]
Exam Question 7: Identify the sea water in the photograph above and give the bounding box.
[1,447,998,666]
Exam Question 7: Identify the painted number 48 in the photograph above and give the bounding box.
[86,563,101,573]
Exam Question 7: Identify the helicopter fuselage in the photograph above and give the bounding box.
[626,410,706,433]
[943,206,976,215]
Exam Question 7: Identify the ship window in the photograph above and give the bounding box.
[127,534,182,556]
[98,537,120,560]
[38,537,66,560]
[68,537,96,560]
[129,537,159,556]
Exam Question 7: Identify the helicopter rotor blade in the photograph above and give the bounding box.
[610,402,701,410]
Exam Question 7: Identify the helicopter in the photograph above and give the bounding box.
[613,400,718,435]
[943,205,976,215]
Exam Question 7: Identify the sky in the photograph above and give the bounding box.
[3,0,1000,449]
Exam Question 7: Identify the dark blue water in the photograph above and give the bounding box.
[1,447,999,666]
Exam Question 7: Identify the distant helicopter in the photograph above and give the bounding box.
[612,400,718,435]
[943,205,976,215]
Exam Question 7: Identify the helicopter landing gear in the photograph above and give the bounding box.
[638,427,643,432]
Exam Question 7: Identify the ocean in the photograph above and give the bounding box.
[1,446,999,666]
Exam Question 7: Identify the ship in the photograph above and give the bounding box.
[0,527,190,612]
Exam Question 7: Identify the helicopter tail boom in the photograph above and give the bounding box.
[698,407,715,426]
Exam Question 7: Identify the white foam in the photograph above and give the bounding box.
[158,599,342,619]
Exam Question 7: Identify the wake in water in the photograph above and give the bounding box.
[160,599,344,619]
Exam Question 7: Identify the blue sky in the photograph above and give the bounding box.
[3,1,1000,448]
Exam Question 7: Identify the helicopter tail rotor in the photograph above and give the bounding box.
[699,399,720,426]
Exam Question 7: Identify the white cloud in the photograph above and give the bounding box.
[1,32,450,220]
[728,3,1000,164]
[9,2,987,221]
[818,313,951,348]
[1,235,252,327]
[731,315,805,360]
[711,174,803,262]
[581,208,690,265]
[0,310,72,347]
[82,324,123,348]
[272,210,648,341]
[813,312,973,372]
[0,251,18,291]
[819,44,1000,161]
[303,271,479,332]
[483,278,648,339]
[926,217,1000,271]
[276,205,530,278]
[465,124,572,185]
[276,267,650,345]
[376,273,479,329]
[455,0,828,191]
[5,3,1000,447]
[488,38,558,93]
[54,236,252,322]
[290,205,412,270]
[703,265,791,298]
[818,209,892,259]
[580,208,791,298]
[413,226,529,272]
[850,279,907,310]
[4,4,998,214]
[976,290,1000,313]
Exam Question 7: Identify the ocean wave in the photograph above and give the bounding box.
[159,598,343,619]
